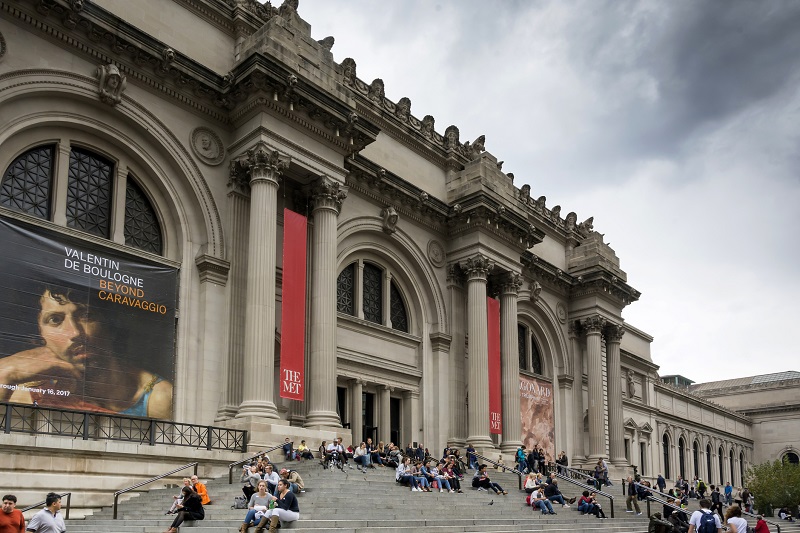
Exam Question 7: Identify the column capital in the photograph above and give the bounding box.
[311,175,348,214]
[500,272,522,296]
[604,323,625,342]
[446,262,464,287]
[460,254,495,282]
[230,144,290,187]
[579,315,606,334]
[568,322,580,339]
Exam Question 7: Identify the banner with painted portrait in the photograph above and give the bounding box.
[520,374,555,463]
[0,216,178,418]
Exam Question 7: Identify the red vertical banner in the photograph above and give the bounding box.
[487,296,502,434]
[279,209,307,401]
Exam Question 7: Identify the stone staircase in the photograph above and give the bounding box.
[63,458,655,533]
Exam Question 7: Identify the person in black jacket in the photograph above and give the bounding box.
[163,486,203,533]
[253,479,300,532]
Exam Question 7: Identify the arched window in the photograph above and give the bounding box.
[389,280,408,333]
[362,262,383,324]
[718,446,725,484]
[706,444,713,483]
[1,144,164,255]
[739,452,745,485]
[531,337,543,375]
[729,450,735,485]
[784,452,799,465]
[336,263,355,315]
[693,441,700,478]
[662,433,671,479]
[678,437,686,479]
[518,324,528,371]
[0,145,54,219]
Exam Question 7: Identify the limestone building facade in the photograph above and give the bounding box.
[0,0,790,495]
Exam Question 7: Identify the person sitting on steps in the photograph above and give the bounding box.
[252,479,299,533]
[163,485,203,533]
[396,456,422,491]
[472,464,507,495]
[239,480,271,532]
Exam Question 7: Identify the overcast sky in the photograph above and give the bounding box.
[295,0,800,383]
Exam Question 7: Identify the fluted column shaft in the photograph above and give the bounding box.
[569,324,585,463]
[500,273,523,454]
[236,147,289,419]
[447,265,467,447]
[379,385,392,444]
[582,316,606,460]
[305,177,347,428]
[606,324,626,465]
[463,254,494,450]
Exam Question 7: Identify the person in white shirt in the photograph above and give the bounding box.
[724,505,749,533]
[687,499,723,533]
[26,492,66,533]
[262,464,281,495]
[326,437,352,469]
[353,442,372,473]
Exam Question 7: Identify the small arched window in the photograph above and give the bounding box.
[784,452,799,465]
[739,452,744,485]
[678,437,686,479]
[337,260,411,333]
[0,145,55,219]
[389,280,408,333]
[124,176,163,254]
[729,450,735,485]
[706,444,713,482]
[518,324,528,371]
[663,433,671,479]
[531,337,543,375]
[336,263,356,315]
[718,447,725,484]
[693,441,700,478]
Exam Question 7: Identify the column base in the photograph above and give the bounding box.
[304,410,342,429]
[235,400,279,420]
[500,440,523,455]
[611,456,628,467]
[214,404,239,422]
[467,435,495,455]
[218,418,341,450]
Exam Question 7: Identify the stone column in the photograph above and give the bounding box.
[462,254,495,450]
[351,379,363,444]
[581,315,606,460]
[500,272,523,454]
[605,323,626,465]
[569,323,585,463]
[236,146,289,419]
[305,176,347,428]
[216,177,250,420]
[111,163,128,244]
[446,264,467,447]
[379,385,392,444]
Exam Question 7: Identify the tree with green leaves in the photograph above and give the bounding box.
[745,458,800,516]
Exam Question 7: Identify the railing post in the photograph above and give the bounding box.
[647,498,651,517]
[113,494,119,519]
[193,463,198,476]
[4,403,10,434]
[206,426,213,451]
[610,497,615,518]
[149,419,156,446]
[82,412,89,440]
[242,430,248,453]
[65,493,71,520]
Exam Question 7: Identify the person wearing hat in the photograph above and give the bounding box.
[279,468,304,494]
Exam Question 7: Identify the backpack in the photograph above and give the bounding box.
[516,448,525,463]
[698,511,717,533]
[711,491,720,503]
[232,495,248,509]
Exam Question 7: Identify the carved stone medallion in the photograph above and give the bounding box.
[0,32,6,62]
[556,302,567,324]
[427,240,445,268]
[190,127,225,166]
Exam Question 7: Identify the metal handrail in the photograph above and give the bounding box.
[634,481,683,503]
[645,494,686,518]
[473,452,524,490]
[20,492,72,520]
[113,462,198,519]
[554,473,615,518]
[228,442,288,484]
[559,464,612,487]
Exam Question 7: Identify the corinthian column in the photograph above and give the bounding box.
[500,272,523,454]
[581,315,606,460]
[605,323,626,465]
[462,254,495,450]
[236,146,289,419]
[305,176,347,428]
[569,323,585,463]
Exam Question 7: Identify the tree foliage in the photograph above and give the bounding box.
[745,458,800,513]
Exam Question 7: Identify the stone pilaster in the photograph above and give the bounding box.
[581,315,607,460]
[461,254,495,450]
[379,385,392,444]
[351,379,363,444]
[236,145,289,419]
[446,264,467,447]
[499,272,523,454]
[569,322,585,464]
[605,323,626,465]
[305,176,348,428]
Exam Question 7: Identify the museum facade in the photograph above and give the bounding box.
[0,0,793,498]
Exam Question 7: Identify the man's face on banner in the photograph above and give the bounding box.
[38,289,100,371]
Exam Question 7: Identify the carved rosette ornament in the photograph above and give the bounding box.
[500,272,522,296]
[96,63,127,106]
[556,302,567,324]
[311,176,348,214]
[579,315,606,334]
[460,254,495,282]
[427,240,445,268]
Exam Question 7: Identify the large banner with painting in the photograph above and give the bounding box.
[520,374,555,463]
[0,216,178,418]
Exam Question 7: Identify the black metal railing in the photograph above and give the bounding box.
[20,492,72,520]
[1,402,247,452]
[554,472,616,518]
[113,462,198,519]
[474,452,524,490]
[228,442,289,484]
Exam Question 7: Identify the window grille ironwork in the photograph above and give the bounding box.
[362,262,383,324]
[518,324,528,370]
[336,263,355,315]
[124,177,163,254]
[531,337,543,375]
[66,148,114,238]
[389,280,408,333]
[0,145,55,219]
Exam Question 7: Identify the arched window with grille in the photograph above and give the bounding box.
[663,433,671,479]
[0,145,55,219]
[518,324,528,371]
[389,280,408,333]
[729,450,735,485]
[66,147,115,238]
[706,444,713,483]
[362,262,383,324]
[693,441,700,478]
[531,337,543,375]
[337,263,355,315]
[678,437,686,479]
[124,176,163,254]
